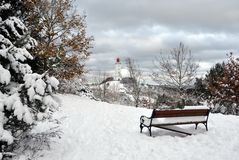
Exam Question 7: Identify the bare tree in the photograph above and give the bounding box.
[152,42,199,93]
[125,58,143,107]
[92,71,109,101]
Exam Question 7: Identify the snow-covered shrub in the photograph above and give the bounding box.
[11,119,61,160]
[58,76,95,99]
[210,102,239,115]
[91,80,135,104]
[0,1,59,158]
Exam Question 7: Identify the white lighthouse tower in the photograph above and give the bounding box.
[115,57,121,81]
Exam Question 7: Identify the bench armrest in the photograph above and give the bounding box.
[140,115,152,127]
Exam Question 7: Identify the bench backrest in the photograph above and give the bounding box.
[151,109,210,118]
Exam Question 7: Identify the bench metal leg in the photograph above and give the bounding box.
[140,124,143,133]
[204,123,208,131]
[195,123,198,130]
[140,125,152,136]
[148,127,152,136]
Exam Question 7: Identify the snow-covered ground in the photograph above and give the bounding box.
[40,94,239,160]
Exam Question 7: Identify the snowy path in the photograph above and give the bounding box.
[40,94,239,160]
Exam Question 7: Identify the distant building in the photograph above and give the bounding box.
[115,57,121,80]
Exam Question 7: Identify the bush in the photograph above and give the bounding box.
[206,53,239,115]
[58,76,96,99]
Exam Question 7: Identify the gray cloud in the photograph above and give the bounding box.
[75,0,239,77]
[78,0,239,32]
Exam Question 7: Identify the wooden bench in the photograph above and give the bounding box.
[140,107,210,136]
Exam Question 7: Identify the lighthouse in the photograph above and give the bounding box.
[115,57,121,81]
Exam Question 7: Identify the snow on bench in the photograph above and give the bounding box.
[140,106,210,136]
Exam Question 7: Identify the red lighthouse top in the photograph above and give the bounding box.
[116,57,120,63]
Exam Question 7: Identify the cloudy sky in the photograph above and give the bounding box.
[76,0,239,77]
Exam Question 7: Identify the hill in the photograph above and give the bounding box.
[36,94,239,160]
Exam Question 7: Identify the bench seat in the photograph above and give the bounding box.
[142,116,207,126]
[140,107,210,136]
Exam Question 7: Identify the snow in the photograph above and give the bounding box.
[105,80,127,93]
[12,99,25,120]
[142,116,207,126]
[9,47,33,61]
[5,93,33,124]
[1,130,14,145]
[0,64,11,84]
[23,105,33,124]
[0,102,3,111]
[27,87,35,101]
[183,106,209,110]
[120,68,130,78]
[10,62,32,74]
[24,74,59,108]
[35,79,47,95]
[0,113,14,145]
[0,3,10,11]
[4,17,26,39]
[43,95,59,109]
[36,94,239,160]
[47,76,59,90]
[5,93,19,110]
[24,73,42,88]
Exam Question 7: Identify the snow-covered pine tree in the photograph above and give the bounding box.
[0,1,59,158]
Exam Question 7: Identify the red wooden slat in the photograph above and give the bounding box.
[152,109,209,118]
